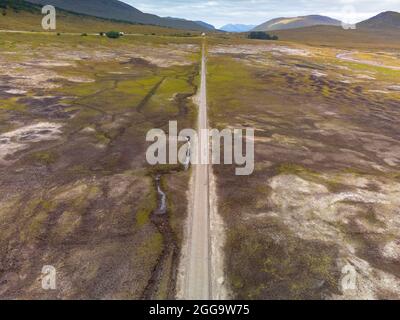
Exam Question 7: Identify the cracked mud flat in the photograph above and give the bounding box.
[262,174,400,299]
[0,122,62,163]
[0,33,198,299]
[207,40,400,300]
[209,44,310,57]
[337,52,400,71]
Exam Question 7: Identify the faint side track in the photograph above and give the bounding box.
[137,77,166,113]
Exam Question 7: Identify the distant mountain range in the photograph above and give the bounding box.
[220,24,256,32]
[164,17,215,30]
[253,15,341,31]
[26,0,211,31]
[9,1,400,33]
[252,12,400,32]
[357,11,400,29]
[194,21,216,30]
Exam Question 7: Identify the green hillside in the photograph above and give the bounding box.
[0,0,198,35]
[357,11,400,29]
[26,0,210,31]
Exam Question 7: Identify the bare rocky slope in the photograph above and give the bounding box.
[253,15,341,31]
[357,11,400,29]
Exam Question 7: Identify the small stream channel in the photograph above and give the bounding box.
[155,139,191,215]
[155,174,167,215]
[143,143,191,299]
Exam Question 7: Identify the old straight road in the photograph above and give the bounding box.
[184,40,211,300]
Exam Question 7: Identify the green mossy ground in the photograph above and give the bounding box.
[0,32,199,299]
[207,40,400,299]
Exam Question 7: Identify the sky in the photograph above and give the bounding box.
[123,0,400,28]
